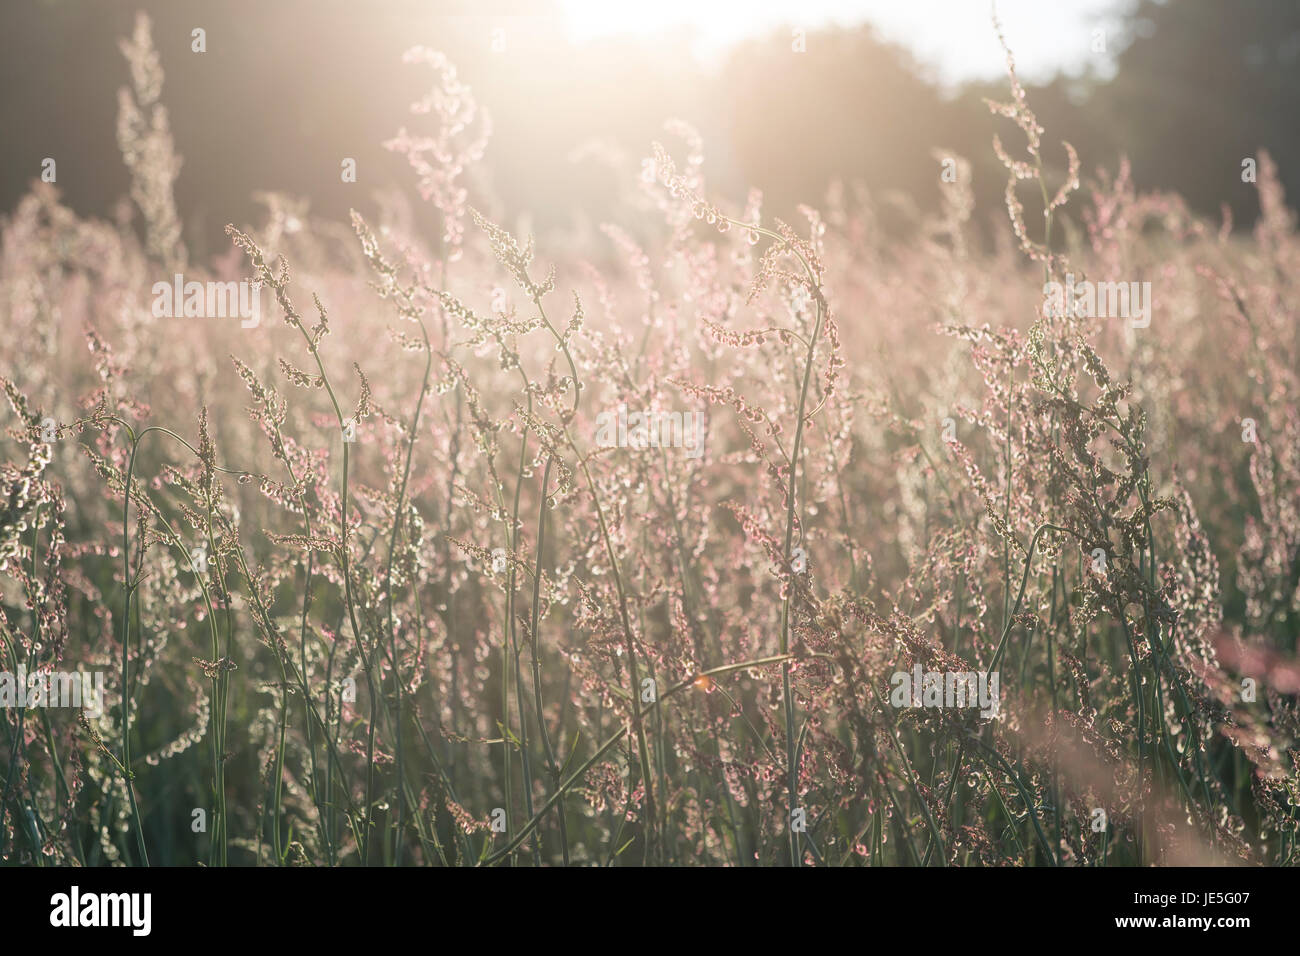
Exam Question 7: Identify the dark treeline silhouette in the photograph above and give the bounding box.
[1,0,1295,260]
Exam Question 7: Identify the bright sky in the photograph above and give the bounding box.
[558,0,1134,86]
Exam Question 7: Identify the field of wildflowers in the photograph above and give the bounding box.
[1,11,1298,869]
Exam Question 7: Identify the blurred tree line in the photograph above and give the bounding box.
[1,0,1295,259]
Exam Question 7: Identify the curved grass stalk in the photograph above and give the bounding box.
[101,416,360,863]
[717,215,827,867]
[481,653,801,865]
[534,295,659,863]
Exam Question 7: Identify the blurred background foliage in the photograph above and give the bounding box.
[2,0,1296,256]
